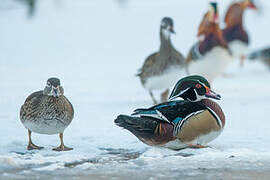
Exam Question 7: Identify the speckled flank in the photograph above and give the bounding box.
[20,91,74,135]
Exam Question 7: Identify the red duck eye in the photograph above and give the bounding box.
[195,84,202,88]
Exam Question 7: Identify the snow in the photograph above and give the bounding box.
[0,0,270,179]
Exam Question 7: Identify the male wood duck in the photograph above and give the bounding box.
[115,75,225,150]
[223,0,257,66]
[137,17,185,104]
[249,47,270,68]
[185,2,233,84]
[20,78,74,151]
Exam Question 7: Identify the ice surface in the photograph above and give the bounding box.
[0,0,270,179]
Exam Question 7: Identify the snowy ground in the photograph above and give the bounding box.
[0,0,270,179]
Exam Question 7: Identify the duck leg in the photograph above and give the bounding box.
[149,91,158,104]
[53,133,73,151]
[240,55,246,67]
[27,129,44,150]
[161,89,169,102]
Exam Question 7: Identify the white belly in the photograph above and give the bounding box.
[161,139,187,150]
[144,67,184,91]
[229,40,249,58]
[187,130,222,145]
[161,130,222,150]
[23,119,68,135]
[188,47,233,82]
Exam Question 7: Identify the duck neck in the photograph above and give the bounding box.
[199,29,228,55]
[201,99,225,128]
[225,3,246,29]
[160,30,173,51]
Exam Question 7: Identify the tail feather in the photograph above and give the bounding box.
[115,115,158,133]
[114,115,175,146]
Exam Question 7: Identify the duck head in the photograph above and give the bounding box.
[243,0,257,10]
[197,2,229,52]
[225,0,257,28]
[197,2,220,41]
[169,75,221,102]
[43,77,64,97]
[160,17,175,40]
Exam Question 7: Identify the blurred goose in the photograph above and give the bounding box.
[137,17,185,104]
[20,78,74,151]
[185,2,232,83]
[223,0,257,66]
[249,47,270,68]
[115,75,225,150]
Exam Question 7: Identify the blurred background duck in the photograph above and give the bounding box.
[249,46,270,68]
[223,0,257,66]
[20,78,74,151]
[185,2,233,84]
[137,17,185,104]
[115,75,225,150]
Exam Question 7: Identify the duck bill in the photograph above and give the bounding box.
[248,3,257,9]
[52,88,59,97]
[169,27,176,34]
[205,87,221,100]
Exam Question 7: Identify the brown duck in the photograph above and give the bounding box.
[20,77,74,151]
[223,0,257,66]
[137,17,185,104]
[185,2,232,83]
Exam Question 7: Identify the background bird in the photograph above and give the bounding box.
[137,17,185,104]
[185,2,233,84]
[223,0,257,66]
[248,46,270,68]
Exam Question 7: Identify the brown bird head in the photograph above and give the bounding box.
[224,0,257,28]
[196,2,228,51]
[197,2,221,41]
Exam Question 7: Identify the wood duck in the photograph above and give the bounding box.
[20,78,74,151]
[223,0,257,66]
[115,75,225,150]
[137,17,185,104]
[185,2,233,84]
[249,47,270,68]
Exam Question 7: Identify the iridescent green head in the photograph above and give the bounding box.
[169,75,221,102]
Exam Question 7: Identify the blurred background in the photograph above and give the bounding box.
[0,0,270,179]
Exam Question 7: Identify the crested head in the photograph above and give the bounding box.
[160,17,175,40]
[225,0,257,27]
[43,77,64,97]
[243,0,257,9]
[169,75,221,102]
[197,2,221,40]
[47,77,60,87]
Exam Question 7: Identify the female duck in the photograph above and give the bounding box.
[137,17,185,104]
[115,75,225,150]
[20,78,74,151]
